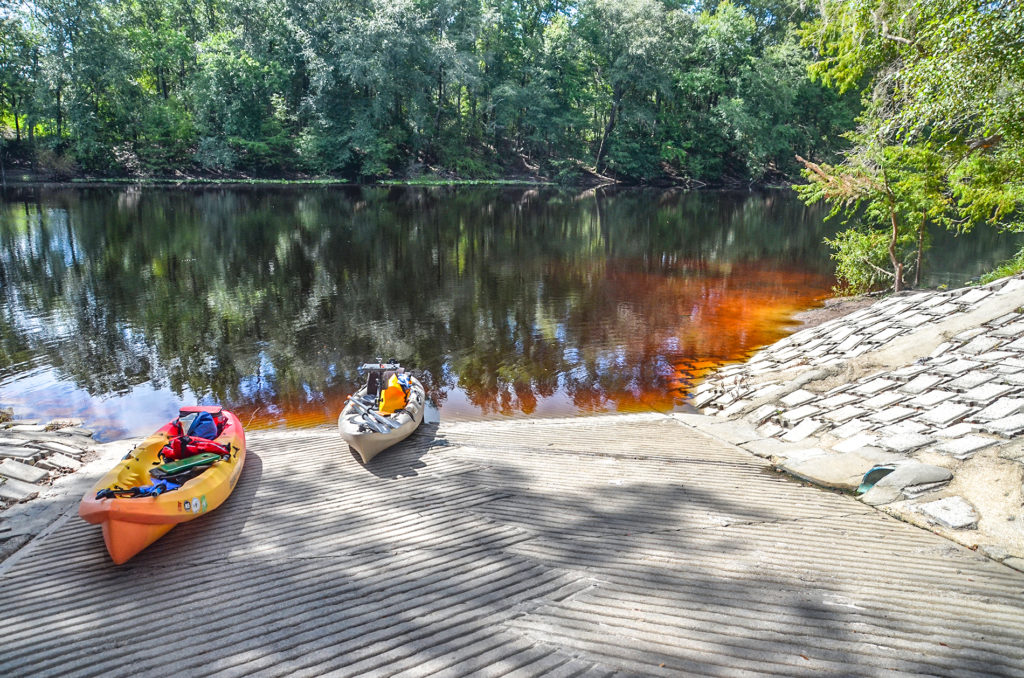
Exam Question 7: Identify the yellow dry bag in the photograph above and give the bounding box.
[378,374,409,414]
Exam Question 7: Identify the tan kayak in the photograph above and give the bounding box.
[339,367,425,463]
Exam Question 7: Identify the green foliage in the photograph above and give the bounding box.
[979,247,1024,285]
[800,0,1024,286]
[1,0,858,183]
[824,227,896,294]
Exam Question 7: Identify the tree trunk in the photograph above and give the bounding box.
[434,67,443,142]
[889,209,902,293]
[595,85,622,173]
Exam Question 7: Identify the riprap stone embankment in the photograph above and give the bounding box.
[685,273,1024,567]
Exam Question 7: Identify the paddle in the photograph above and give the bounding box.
[346,396,400,431]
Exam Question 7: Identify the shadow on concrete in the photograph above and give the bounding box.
[1,423,1021,677]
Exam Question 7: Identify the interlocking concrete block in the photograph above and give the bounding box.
[0,445,38,460]
[691,390,719,409]
[832,433,880,453]
[992,321,1024,338]
[862,391,906,409]
[34,440,88,455]
[920,402,975,427]
[854,378,899,396]
[38,452,82,470]
[713,391,741,407]
[957,289,993,305]
[933,422,977,438]
[0,459,48,483]
[934,359,983,376]
[976,351,1015,363]
[888,364,930,381]
[717,400,749,418]
[920,294,953,308]
[771,347,803,362]
[995,277,1024,296]
[824,405,867,424]
[877,420,930,436]
[8,424,46,433]
[934,435,999,460]
[898,313,933,329]
[868,327,904,344]
[906,390,956,409]
[974,398,1024,422]
[877,432,934,453]
[836,334,865,353]
[0,476,40,501]
[868,406,917,425]
[749,383,785,399]
[780,404,821,424]
[781,418,825,443]
[746,404,779,425]
[829,326,857,343]
[983,415,1024,437]
[831,419,874,439]
[692,381,717,396]
[961,383,1015,405]
[901,374,947,395]
[946,372,996,391]
[818,393,859,409]
[780,389,818,408]
[919,496,978,530]
[959,336,1003,355]
[953,327,988,342]
[927,303,960,316]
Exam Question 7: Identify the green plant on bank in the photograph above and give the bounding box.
[980,248,1024,285]
[797,0,1024,292]
[795,143,950,294]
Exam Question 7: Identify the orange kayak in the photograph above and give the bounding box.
[79,406,246,564]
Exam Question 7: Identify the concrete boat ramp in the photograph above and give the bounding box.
[3,415,1024,676]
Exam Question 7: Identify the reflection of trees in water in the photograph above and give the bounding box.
[0,186,846,424]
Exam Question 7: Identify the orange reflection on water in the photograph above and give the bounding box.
[236,260,833,429]
[572,259,833,416]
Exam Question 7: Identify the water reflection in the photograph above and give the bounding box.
[0,185,1014,440]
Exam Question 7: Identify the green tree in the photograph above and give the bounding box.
[800,0,1024,285]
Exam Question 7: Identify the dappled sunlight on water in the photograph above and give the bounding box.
[6,184,1012,439]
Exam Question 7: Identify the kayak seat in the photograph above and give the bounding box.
[150,452,223,481]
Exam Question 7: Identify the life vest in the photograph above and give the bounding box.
[160,411,229,460]
[378,374,410,415]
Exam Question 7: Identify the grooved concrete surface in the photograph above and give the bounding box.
[3,413,1024,677]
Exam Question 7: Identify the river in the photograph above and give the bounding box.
[0,185,1019,440]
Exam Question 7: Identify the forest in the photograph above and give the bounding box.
[0,0,859,184]
[2,0,1022,290]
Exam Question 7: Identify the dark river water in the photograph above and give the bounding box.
[0,185,1020,440]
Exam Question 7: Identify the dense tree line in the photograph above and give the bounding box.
[0,0,857,183]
